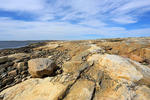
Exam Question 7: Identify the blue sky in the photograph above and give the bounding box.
[0,0,150,40]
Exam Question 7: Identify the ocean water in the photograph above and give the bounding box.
[0,41,42,50]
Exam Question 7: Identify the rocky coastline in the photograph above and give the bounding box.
[0,37,150,100]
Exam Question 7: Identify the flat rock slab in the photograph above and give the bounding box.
[0,56,8,64]
[28,58,57,78]
[64,79,95,100]
[0,78,69,100]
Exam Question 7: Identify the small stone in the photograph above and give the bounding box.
[15,78,22,84]
[22,78,27,82]
[22,74,27,78]
[21,71,28,75]
[8,70,17,76]
[1,73,7,78]
[0,68,5,73]
[15,75,21,79]
[17,62,27,71]
[48,56,52,59]
[65,58,69,61]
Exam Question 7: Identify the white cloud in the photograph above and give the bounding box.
[0,0,150,40]
[1,0,150,24]
[37,14,55,21]
[0,17,149,40]
[0,0,45,12]
[112,16,137,24]
[79,19,107,27]
[68,0,101,15]
[116,0,150,12]
[111,0,150,23]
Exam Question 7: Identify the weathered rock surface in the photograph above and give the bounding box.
[0,56,8,64]
[129,54,144,62]
[28,58,57,78]
[0,37,150,100]
[64,79,95,100]
[133,85,150,100]
[99,54,150,84]
[98,54,143,82]
[0,78,69,100]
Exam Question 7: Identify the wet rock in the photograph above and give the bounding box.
[28,58,57,78]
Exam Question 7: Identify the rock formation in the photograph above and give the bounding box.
[28,58,57,78]
[0,37,150,100]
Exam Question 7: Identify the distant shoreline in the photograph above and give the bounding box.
[0,41,43,50]
[0,40,60,50]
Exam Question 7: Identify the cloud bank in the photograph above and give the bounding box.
[0,0,150,40]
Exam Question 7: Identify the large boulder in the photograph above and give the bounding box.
[28,58,57,78]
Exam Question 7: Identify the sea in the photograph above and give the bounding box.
[0,41,43,50]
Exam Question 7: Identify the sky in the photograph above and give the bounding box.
[0,0,150,40]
